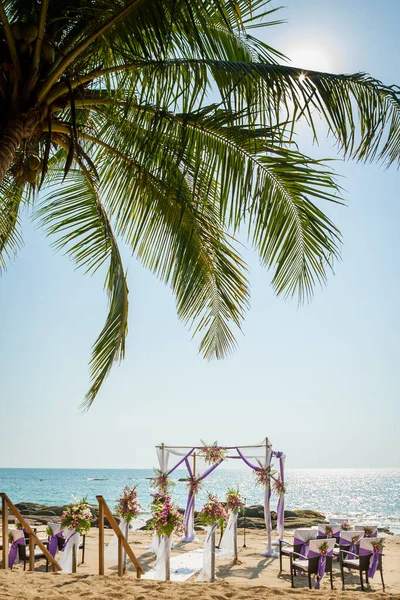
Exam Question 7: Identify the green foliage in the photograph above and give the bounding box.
[0,0,399,405]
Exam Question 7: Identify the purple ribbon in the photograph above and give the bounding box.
[166,449,194,476]
[368,552,380,578]
[49,531,64,557]
[8,537,25,568]
[360,544,382,579]
[182,458,224,540]
[309,548,333,589]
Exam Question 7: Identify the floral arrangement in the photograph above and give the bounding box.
[198,493,228,528]
[371,538,384,553]
[340,521,351,530]
[325,524,333,538]
[186,477,202,495]
[272,476,286,495]
[15,520,23,530]
[150,491,167,507]
[60,497,92,535]
[199,441,228,465]
[363,526,375,537]
[351,533,363,545]
[115,485,143,523]
[46,526,54,536]
[148,495,184,537]
[225,488,245,514]
[150,470,172,494]
[254,465,275,487]
[318,540,329,555]
[8,532,15,543]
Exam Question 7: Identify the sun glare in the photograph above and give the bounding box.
[285,41,338,73]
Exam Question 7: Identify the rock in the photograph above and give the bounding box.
[243,505,264,518]
[237,516,265,529]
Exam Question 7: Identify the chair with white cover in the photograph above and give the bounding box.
[317,523,341,543]
[279,528,317,574]
[9,529,49,571]
[340,536,385,591]
[355,525,378,538]
[290,538,336,589]
[333,529,364,561]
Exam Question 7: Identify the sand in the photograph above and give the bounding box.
[1,527,399,599]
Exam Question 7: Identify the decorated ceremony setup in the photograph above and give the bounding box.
[0,438,387,592]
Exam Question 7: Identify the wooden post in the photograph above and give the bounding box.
[72,544,77,573]
[98,499,104,575]
[233,517,238,563]
[1,494,8,569]
[29,533,35,570]
[165,535,170,581]
[96,495,144,579]
[210,528,216,582]
[117,536,123,576]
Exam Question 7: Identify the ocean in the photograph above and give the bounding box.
[1,468,399,533]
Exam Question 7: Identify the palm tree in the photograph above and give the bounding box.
[0,0,399,407]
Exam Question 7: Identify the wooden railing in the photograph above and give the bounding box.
[96,495,143,578]
[1,493,61,572]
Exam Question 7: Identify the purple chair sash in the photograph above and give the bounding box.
[359,544,383,579]
[308,548,334,589]
[49,531,64,557]
[8,537,25,568]
[294,537,310,558]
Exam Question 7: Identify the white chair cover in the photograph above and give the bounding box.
[309,538,336,554]
[47,522,61,534]
[197,524,217,582]
[58,530,80,573]
[340,530,364,544]
[220,511,238,558]
[317,523,341,537]
[355,525,378,536]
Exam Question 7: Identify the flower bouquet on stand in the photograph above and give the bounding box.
[197,494,227,582]
[105,486,143,564]
[59,497,92,573]
[220,488,244,562]
[148,495,183,580]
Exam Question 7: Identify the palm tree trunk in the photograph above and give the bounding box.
[0,120,25,183]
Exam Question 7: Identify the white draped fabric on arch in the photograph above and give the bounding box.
[155,438,286,556]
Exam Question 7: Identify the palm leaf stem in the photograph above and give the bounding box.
[31,0,49,76]
[0,1,20,83]
[37,0,145,103]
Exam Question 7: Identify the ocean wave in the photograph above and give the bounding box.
[85,478,109,481]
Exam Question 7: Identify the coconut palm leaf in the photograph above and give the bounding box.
[37,162,128,408]
[0,0,399,404]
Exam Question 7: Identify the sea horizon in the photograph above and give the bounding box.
[1,467,399,534]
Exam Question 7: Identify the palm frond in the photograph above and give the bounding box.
[0,175,24,272]
[36,162,128,408]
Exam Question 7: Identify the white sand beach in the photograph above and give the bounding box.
[1,527,399,599]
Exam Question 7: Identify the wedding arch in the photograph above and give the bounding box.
[155,438,286,556]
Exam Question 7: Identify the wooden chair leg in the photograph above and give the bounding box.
[340,559,345,591]
[308,572,312,589]
[359,570,364,592]
[380,567,385,591]
[290,560,294,588]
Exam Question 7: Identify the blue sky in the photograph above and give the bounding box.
[0,0,399,469]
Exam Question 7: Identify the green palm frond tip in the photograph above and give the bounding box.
[0,0,399,406]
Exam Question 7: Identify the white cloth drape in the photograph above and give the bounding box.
[58,530,80,573]
[220,511,238,558]
[104,518,129,561]
[197,524,217,582]
[154,534,172,580]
